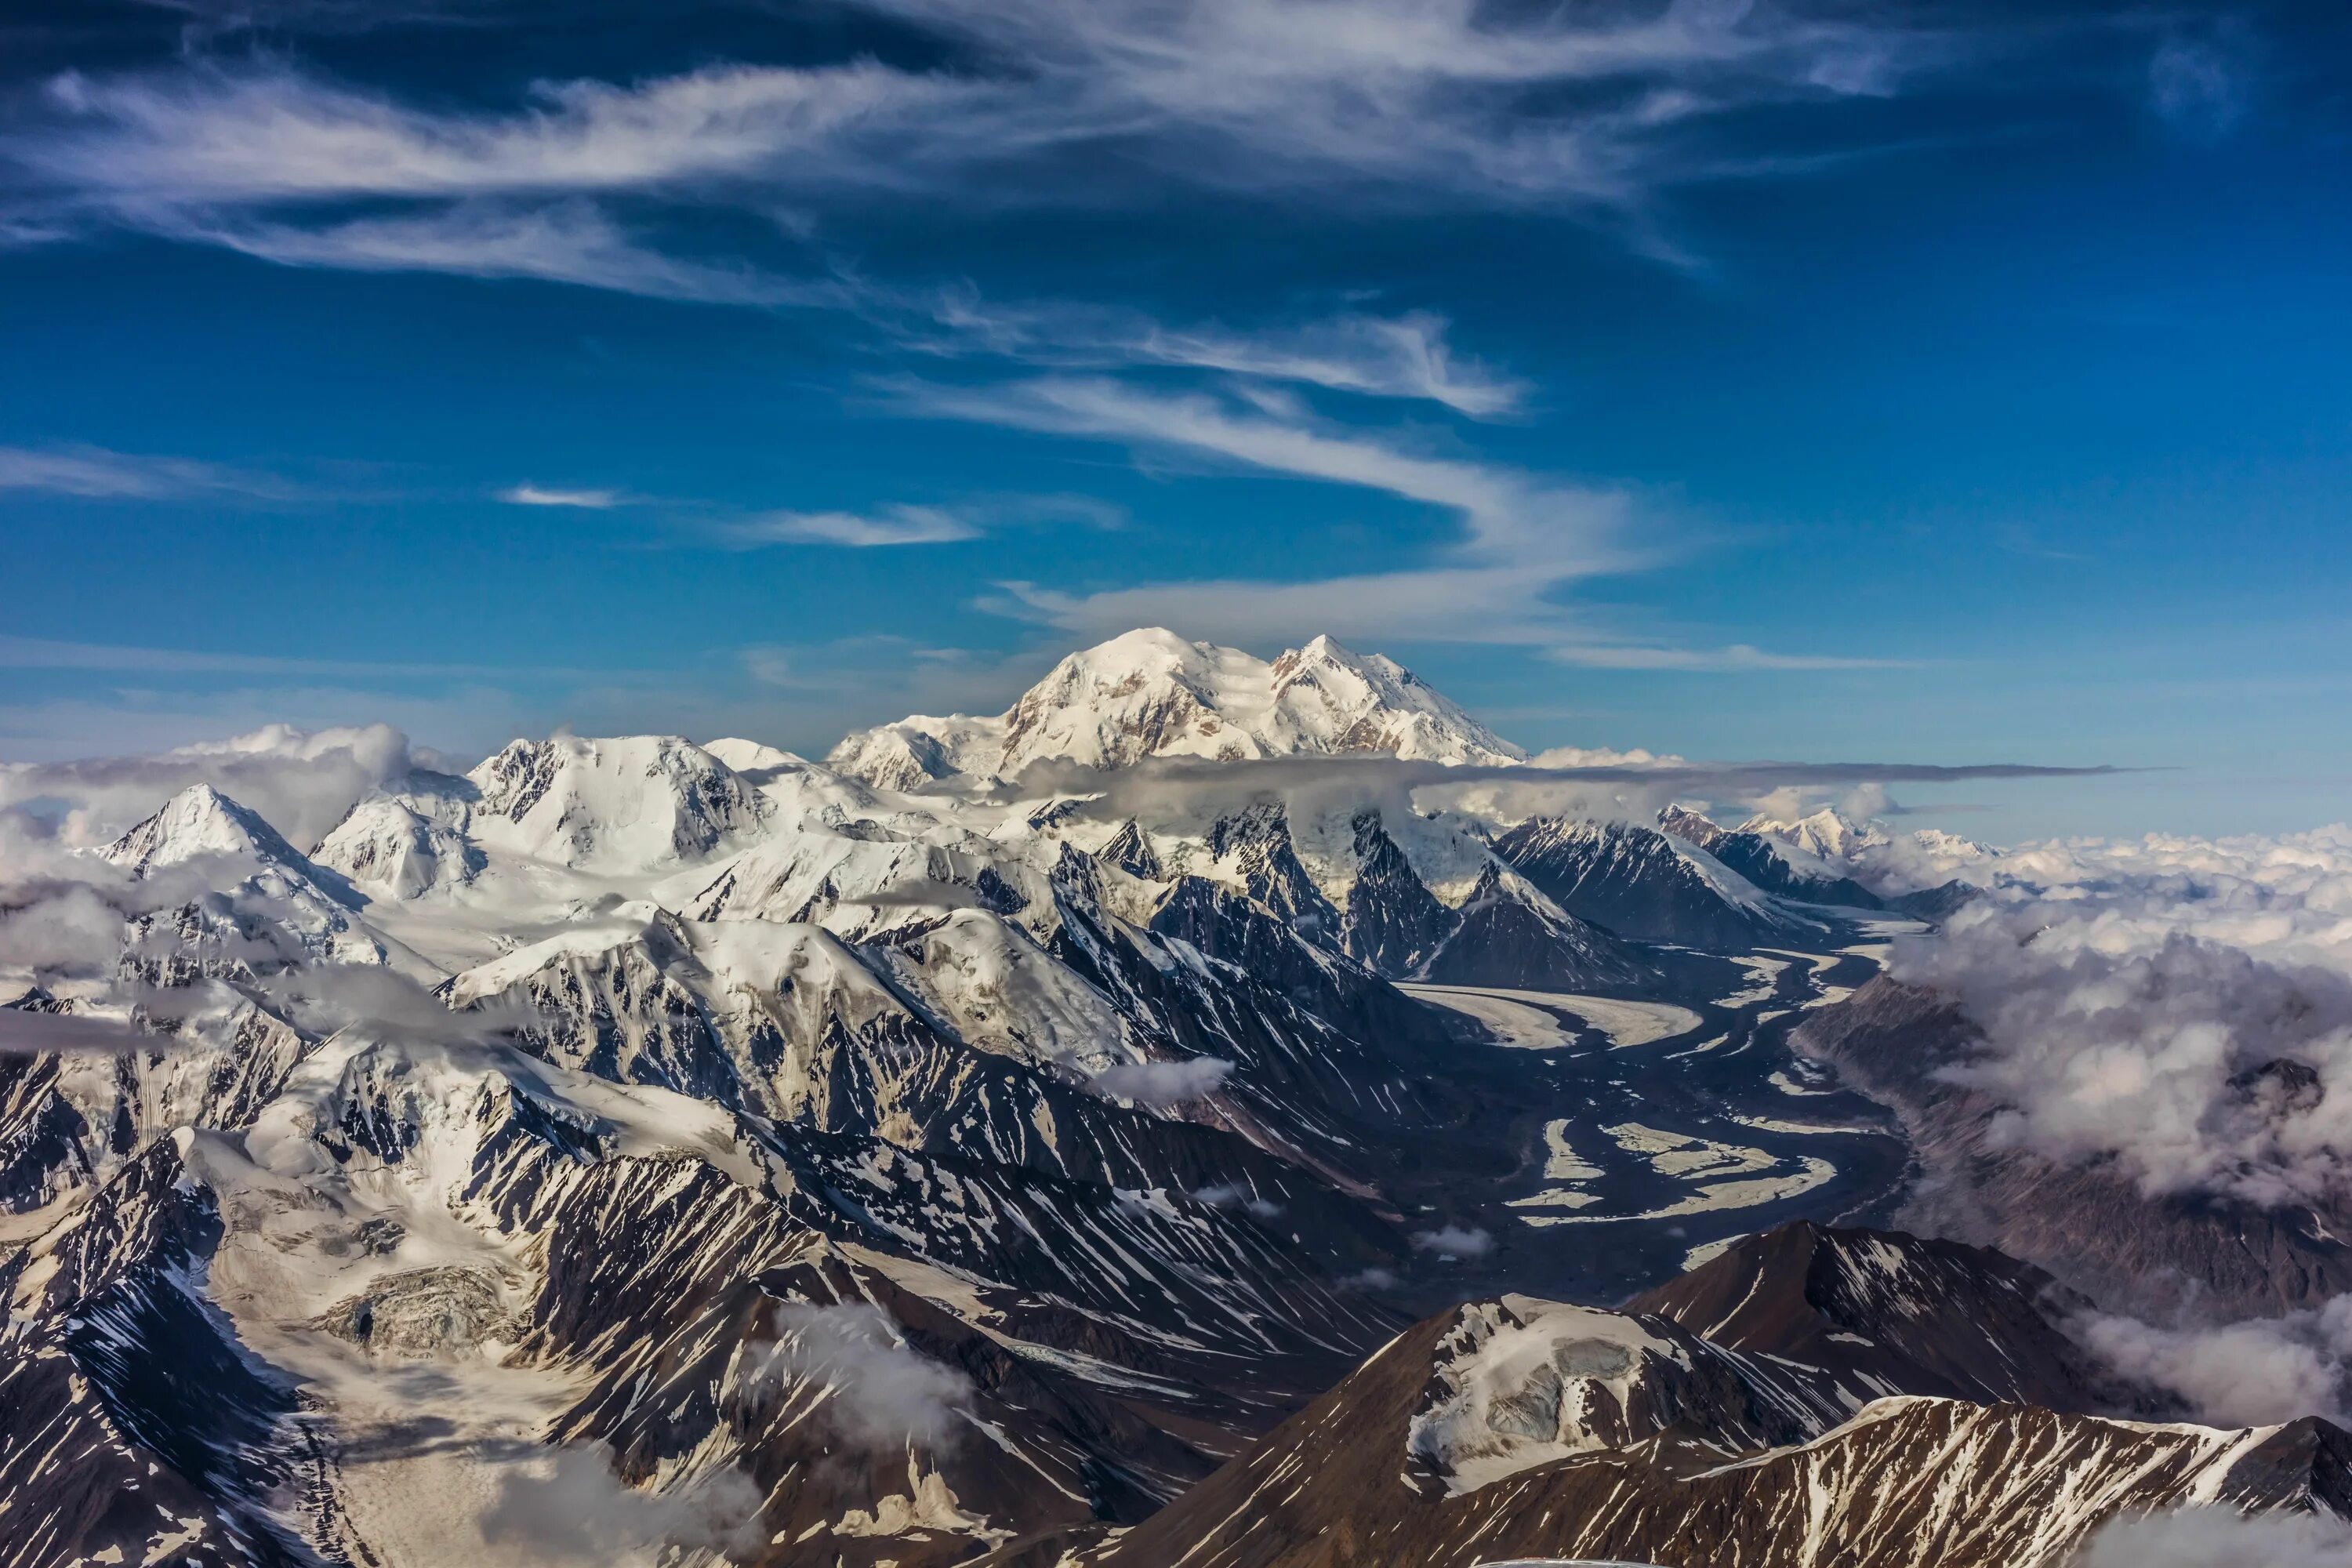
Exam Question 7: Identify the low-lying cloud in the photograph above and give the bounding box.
[1192,1181,1283,1220]
[1888,826,2352,1211]
[0,1006,158,1056]
[262,963,539,1047]
[2075,1506,2352,1568]
[1,720,416,849]
[480,1443,764,1566]
[965,750,2119,839]
[753,1300,973,1450]
[1089,1055,1233,1105]
[2074,1296,2352,1427]
[1411,1224,1494,1259]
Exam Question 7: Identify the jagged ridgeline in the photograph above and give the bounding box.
[0,629,2293,1568]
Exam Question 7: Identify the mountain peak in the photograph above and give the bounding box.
[465,733,771,870]
[1737,807,1888,862]
[829,628,1524,787]
[103,784,306,874]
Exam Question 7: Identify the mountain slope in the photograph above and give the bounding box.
[1044,1224,2348,1568]
[1492,817,1815,949]
[1628,1221,2132,1414]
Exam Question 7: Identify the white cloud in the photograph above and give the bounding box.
[2149,31,2252,142]
[262,963,539,1046]
[909,374,1634,645]
[0,1008,158,1056]
[1887,826,2352,1210]
[904,376,1597,555]
[2,0,1975,332]
[2076,1508,2352,1568]
[500,483,622,508]
[1090,1055,1233,1105]
[0,634,579,683]
[2074,1297,2352,1427]
[752,1301,973,1449]
[1410,1224,1494,1259]
[0,443,289,499]
[728,504,982,548]
[156,198,840,306]
[1548,642,1911,671]
[860,0,1940,203]
[0,720,417,848]
[480,1443,764,1566]
[31,60,957,202]
[25,5,1944,215]
[915,375,1890,665]
[924,298,1530,417]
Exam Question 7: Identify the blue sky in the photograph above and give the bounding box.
[2,0,2347,839]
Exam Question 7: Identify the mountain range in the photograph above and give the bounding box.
[0,628,2330,1568]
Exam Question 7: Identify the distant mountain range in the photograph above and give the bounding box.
[1,627,2323,1568]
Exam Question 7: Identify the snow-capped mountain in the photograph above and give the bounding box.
[1491,817,1821,950]
[828,629,1524,789]
[0,628,2310,1568]
[469,733,776,872]
[1660,805,1985,919]
[1737,807,1891,862]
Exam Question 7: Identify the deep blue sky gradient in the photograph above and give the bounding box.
[2,0,2348,839]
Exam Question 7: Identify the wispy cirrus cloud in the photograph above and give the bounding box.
[717,492,1120,550]
[20,5,1946,211]
[895,376,1619,568]
[147,197,847,307]
[727,504,982,548]
[4,0,1973,322]
[499,481,624,508]
[1548,643,1915,671]
[921,298,1531,418]
[0,443,295,500]
[920,376,1824,661]
[2147,24,2256,142]
[908,374,1887,669]
[25,60,955,203]
[0,633,602,682]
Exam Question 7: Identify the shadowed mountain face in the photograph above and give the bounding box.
[1492,817,1816,951]
[1019,1223,2346,1568]
[1626,1221,2141,1415]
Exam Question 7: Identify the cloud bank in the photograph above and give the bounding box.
[0,721,416,849]
[1888,826,2352,1212]
[17,2,1952,249]
[2076,1506,2352,1568]
[2074,1296,2352,1427]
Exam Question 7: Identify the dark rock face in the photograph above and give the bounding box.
[0,1045,93,1213]
[1885,879,1980,920]
[1708,831,1887,909]
[1419,866,1650,992]
[1337,811,1458,975]
[1204,806,1341,949]
[0,1145,320,1568]
[1795,975,2352,1318]
[1629,1221,2142,1414]
[1492,817,1805,950]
